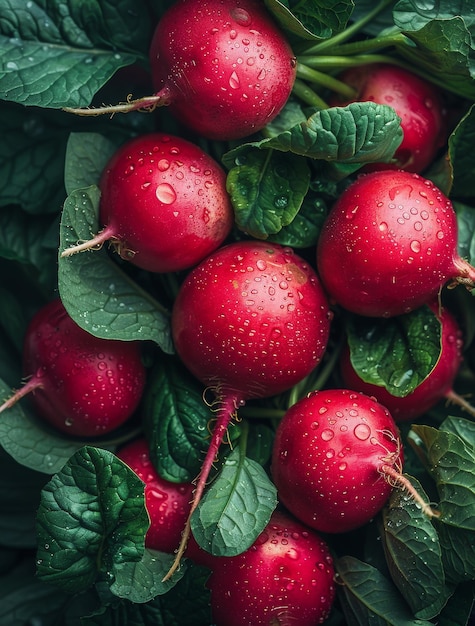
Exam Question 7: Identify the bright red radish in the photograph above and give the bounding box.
[339,301,475,422]
[116,438,193,553]
[330,64,447,173]
[64,0,297,141]
[0,299,146,437]
[272,388,437,534]
[316,170,475,318]
[206,509,336,626]
[165,240,332,577]
[61,133,233,273]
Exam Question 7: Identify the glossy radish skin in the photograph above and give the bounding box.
[172,241,332,400]
[316,170,475,318]
[340,301,465,422]
[149,0,297,140]
[206,510,336,626]
[97,133,233,272]
[116,438,193,553]
[165,241,332,578]
[330,64,447,173]
[271,389,403,534]
[3,299,146,437]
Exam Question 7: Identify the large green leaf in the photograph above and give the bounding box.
[191,446,277,556]
[381,476,451,619]
[36,446,149,594]
[0,0,151,108]
[142,356,214,483]
[336,555,433,625]
[58,185,173,352]
[410,424,475,530]
[264,0,354,40]
[64,132,117,195]
[345,305,442,397]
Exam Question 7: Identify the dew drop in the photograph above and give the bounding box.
[231,7,252,26]
[410,240,421,253]
[229,71,240,89]
[157,158,170,171]
[354,423,371,440]
[156,183,176,204]
[321,429,334,442]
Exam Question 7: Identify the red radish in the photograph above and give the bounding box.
[61,133,233,273]
[316,170,475,318]
[64,0,297,141]
[340,301,475,422]
[330,64,447,173]
[271,388,437,535]
[116,438,193,553]
[0,299,146,437]
[165,240,332,577]
[206,509,336,626]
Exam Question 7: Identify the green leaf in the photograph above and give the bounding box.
[111,549,187,603]
[58,186,173,352]
[226,148,311,239]
[191,446,277,557]
[393,0,475,33]
[36,446,149,594]
[455,201,475,267]
[336,555,434,625]
[0,377,84,474]
[64,132,117,195]
[0,0,152,108]
[410,424,475,530]
[224,102,402,165]
[143,356,213,483]
[381,475,451,619]
[345,305,442,397]
[448,103,475,199]
[440,415,475,450]
[436,522,475,585]
[264,0,354,40]
[436,581,475,626]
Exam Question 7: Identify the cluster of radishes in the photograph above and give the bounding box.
[3,0,474,623]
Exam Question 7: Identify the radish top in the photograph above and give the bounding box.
[149,0,297,140]
[171,241,332,401]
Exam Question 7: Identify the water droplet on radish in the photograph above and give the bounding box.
[157,158,170,171]
[321,429,334,441]
[231,7,252,26]
[156,183,176,204]
[410,240,421,253]
[354,423,371,440]
[229,71,240,89]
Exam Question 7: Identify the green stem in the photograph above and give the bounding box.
[299,0,397,55]
[239,406,286,420]
[296,63,358,98]
[313,31,408,58]
[291,78,329,109]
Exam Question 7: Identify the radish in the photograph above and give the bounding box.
[64,0,297,141]
[271,388,437,534]
[61,133,234,273]
[329,64,447,173]
[316,170,475,318]
[116,437,194,554]
[339,301,475,422]
[165,240,332,577]
[0,299,146,437]
[206,509,336,626]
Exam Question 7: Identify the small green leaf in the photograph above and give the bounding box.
[226,149,311,239]
[345,305,442,397]
[36,446,149,594]
[58,186,173,352]
[0,377,85,474]
[264,0,353,41]
[336,555,434,625]
[143,356,213,483]
[191,446,277,557]
[64,132,117,195]
[111,549,187,602]
[381,476,451,619]
[411,424,475,530]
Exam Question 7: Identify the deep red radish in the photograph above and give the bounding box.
[165,240,332,577]
[272,389,437,535]
[329,64,447,173]
[116,438,193,554]
[206,510,336,626]
[0,299,146,438]
[340,301,475,422]
[64,0,297,141]
[61,133,233,273]
[316,170,475,318]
